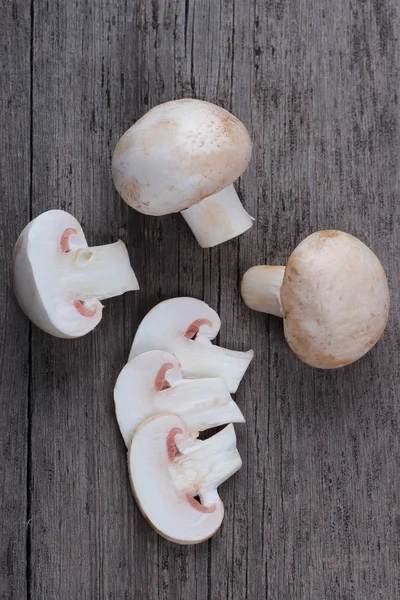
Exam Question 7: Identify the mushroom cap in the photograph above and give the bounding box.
[280,230,390,368]
[128,414,225,544]
[112,99,252,216]
[12,210,103,338]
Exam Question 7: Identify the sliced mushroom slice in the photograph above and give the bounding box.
[241,230,390,368]
[129,297,254,392]
[114,350,245,446]
[12,210,139,338]
[128,414,242,544]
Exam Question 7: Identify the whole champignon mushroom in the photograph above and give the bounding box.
[128,414,242,544]
[241,230,390,369]
[129,297,254,393]
[13,210,139,338]
[115,350,244,447]
[112,99,253,248]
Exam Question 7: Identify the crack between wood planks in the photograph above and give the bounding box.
[266,349,270,597]
[190,1,195,97]
[280,430,286,570]
[264,310,271,597]
[184,0,189,56]
[230,0,236,110]
[26,2,34,599]
[206,542,212,600]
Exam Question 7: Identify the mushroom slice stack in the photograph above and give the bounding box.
[115,296,252,543]
[129,415,242,544]
[13,210,139,338]
[129,297,254,393]
[114,350,245,447]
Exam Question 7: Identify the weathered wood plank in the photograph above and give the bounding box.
[29,1,159,598]
[230,1,400,599]
[13,0,400,599]
[0,1,31,598]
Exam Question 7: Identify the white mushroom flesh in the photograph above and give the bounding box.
[129,297,253,393]
[170,423,242,504]
[128,414,241,544]
[114,349,245,447]
[13,210,139,338]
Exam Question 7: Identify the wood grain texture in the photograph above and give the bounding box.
[0,1,31,599]
[2,0,400,598]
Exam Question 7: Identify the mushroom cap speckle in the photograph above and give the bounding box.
[280,230,390,369]
[112,99,252,216]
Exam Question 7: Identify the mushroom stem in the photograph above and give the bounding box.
[157,377,245,430]
[63,240,139,301]
[177,343,254,394]
[171,424,242,502]
[241,265,285,317]
[181,184,253,248]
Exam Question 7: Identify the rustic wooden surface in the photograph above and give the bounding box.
[1,0,399,598]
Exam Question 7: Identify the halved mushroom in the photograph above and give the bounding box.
[112,99,253,248]
[128,414,242,544]
[129,297,254,392]
[12,210,139,338]
[241,230,390,368]
[114,349,245,446]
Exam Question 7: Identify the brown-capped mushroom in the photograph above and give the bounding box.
[241,230,390,368]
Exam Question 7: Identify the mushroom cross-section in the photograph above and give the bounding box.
[114,349,245,446]
[241,230,390,368]
[128,414,242,544]
[112,99,254,248]
[129,297,254,393]
[12,210,139,338]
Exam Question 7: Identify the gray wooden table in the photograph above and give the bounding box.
[1,1,399,599]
